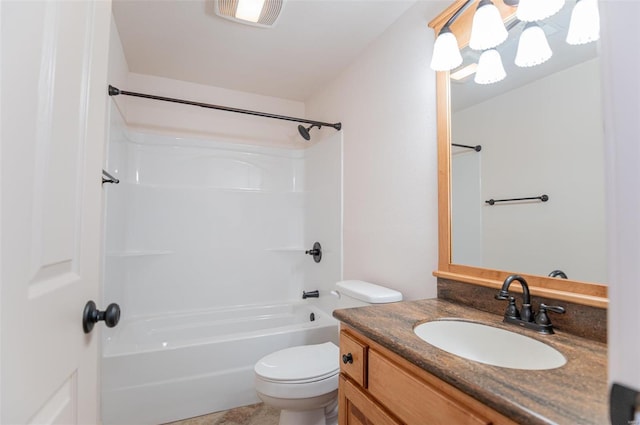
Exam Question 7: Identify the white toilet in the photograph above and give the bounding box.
[254,280,403,425]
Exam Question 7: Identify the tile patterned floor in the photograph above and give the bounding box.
[163,403,280,425]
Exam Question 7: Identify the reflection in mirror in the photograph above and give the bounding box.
[449,3,606,284]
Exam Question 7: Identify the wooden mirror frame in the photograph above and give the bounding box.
[428,0,608,309]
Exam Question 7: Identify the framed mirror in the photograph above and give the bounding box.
[429,0,608,308]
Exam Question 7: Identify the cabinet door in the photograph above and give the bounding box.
[339,375,403,425]
[368,350,492,425]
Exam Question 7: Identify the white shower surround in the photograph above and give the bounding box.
[102,104,342,423]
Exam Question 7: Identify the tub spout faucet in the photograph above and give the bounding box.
[495,275,565,335]
[302,290,319,299]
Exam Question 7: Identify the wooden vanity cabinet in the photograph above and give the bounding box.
[338,328,518,425]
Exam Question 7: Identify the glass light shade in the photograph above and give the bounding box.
[516,0,565,22]
[430,27,463,71]
[469,0,508,51]
[235,0,265,22]
[474,49,506,85]
[515,22,553,67]
[566,0,600,45]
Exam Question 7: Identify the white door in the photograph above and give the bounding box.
[601,1,640,420]
[1,1,111,424]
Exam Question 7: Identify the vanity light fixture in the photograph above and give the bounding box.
[430,0,474,72]
[431,26,464,71]
[516,0,565,22]
[469,0,509,51]
[474,49,507,84]
[566,0,600,45]
[431,0,600,83]
[515,22,553,67]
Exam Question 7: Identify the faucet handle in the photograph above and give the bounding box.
[541,304,566,314]
[504,296,520,319]
[535,303,566,325]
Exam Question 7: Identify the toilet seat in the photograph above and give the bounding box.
[255,371,338,401]
[253,282,401,425]
[255,342,339,384]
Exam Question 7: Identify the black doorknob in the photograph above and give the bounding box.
[342,353,353,364]
[83,300,121,334]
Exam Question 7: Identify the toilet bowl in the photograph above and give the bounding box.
[254,342,339,425]
[254,280,402,425]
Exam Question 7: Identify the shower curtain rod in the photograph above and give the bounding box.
[108,85,342,131]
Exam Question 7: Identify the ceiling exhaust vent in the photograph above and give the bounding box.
[214,0,285,28]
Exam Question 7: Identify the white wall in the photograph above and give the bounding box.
[108,11,306,150]
[601,0,640,403]
[452,59,606,283]
[451,148,482,266]
[123,73,306,149]
[302,132,343,313]
[306,1,444,300]
[107,17,128,116]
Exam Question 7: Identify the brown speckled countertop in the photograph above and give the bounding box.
[333,298,608,425]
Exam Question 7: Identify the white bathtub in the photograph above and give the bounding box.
[101,302,338,425]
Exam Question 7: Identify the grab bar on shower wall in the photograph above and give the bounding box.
[102,169,119,185]
[485,194,548,205]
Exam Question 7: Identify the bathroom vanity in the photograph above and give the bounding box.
[334,299,608,425]
[339,328,516,425]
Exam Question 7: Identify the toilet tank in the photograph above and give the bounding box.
[335,280,402,309]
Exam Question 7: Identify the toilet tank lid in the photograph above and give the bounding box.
[336,280,402,304]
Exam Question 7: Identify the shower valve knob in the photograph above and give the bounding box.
[82,300,121,334]
[305,242,322,263]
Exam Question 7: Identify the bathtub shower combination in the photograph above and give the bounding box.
[102,107,342,424]
[102,303,337,425]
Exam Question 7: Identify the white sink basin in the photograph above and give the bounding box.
[413,319,566,370]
